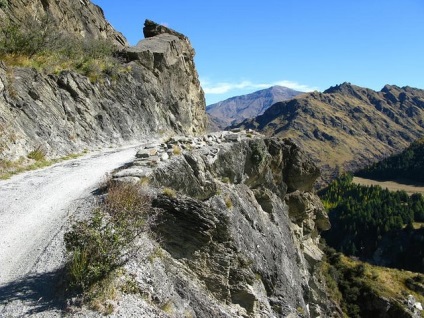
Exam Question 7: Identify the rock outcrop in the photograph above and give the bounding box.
[108,131,336,317]
[0,0,128,48]
[0,17,207,160]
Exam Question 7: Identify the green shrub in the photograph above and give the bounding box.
[0,0,8,9]
[0,15,62,57]
[27,147,46,161]
[65,182,152,291]
[0,15,122,82]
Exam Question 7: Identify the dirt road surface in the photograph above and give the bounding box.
[0,145,140,288]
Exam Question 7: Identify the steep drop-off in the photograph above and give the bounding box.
[0,16,206,160]
[237,83,424,185]
[102,132,336,317]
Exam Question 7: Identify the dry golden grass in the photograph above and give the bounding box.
[340,255,424,306]
[353,177,424,196]
[0,152,84,180]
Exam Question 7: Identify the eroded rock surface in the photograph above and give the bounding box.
[0,19,206,160]
[0,0,128,48]
[111,131,335,317]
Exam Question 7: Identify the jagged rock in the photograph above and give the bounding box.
[142,137,334,317]
[136,148,158,158]
[1,0,128,48]
[143,19,188,41]
[224,133,241,142]
[113,167,147,178]
[112,176,140,185]
[0,15,206,160]
[160,153,169,161]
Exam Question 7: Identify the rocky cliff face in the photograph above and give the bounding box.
[0,0,128,48]
[105,131,337,317]
[0,16,206,160]
[237,83,424,186]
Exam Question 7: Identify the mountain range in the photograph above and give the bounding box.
[236,82,424,185]
[206,85,302,130]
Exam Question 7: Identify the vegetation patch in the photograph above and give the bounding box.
[224,195,233,209]
[172,145,182,155]
[320,173,424,272]
[322,246,424,318]
[162,187,176,198]
[27,146,46,161]
[0,15,127,82]
[0,152,84,180]
[356,137,424,183]
[65,182,153,290]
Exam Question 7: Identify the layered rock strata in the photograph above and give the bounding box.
[111,130,335,317]
[0,0,128,48]
[0,19,206,160]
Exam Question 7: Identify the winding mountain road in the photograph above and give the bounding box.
[0,144,141,288]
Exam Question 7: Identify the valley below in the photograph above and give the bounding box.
[353,176,424,195]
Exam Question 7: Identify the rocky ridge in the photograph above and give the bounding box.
[207,86,302,130]
[104,130,337,318]
[0,18,206,160]
[236,82,424,186]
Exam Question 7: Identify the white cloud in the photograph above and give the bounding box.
[201,79,319,95]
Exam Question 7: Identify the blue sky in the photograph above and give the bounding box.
[92,0,424,105]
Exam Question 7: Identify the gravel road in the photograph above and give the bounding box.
[0,144,141,314]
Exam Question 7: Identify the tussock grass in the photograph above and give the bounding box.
[162,187,176,198]
[172,145,182,155]
[0,152,84,180]
[224,195,233,209]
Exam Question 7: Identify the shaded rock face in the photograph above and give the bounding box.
[128,135,334,317]
[236,82,424,186]
[0,0,128,48]
[0,19,206,159]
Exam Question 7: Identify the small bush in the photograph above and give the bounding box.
[162,187,176,198]
[0,15,61,57]
[27,147,46,161]
[172,145,182,155]
[0,15,123,82]
[0,0,8,9]
[224,195,233,209]
[65,182,152,292]
[221,177,231,184]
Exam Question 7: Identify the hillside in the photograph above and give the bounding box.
[320,174,424,273]
[356,138,424,183]
[0,0,127,48]
[236,82,424,185]
[207,86,302,130]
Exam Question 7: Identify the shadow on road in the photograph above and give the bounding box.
[0,267,68,314]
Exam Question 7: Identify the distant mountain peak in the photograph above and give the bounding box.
[206,86,302,130]
[323,82,361,94]
[236,83,424,186]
